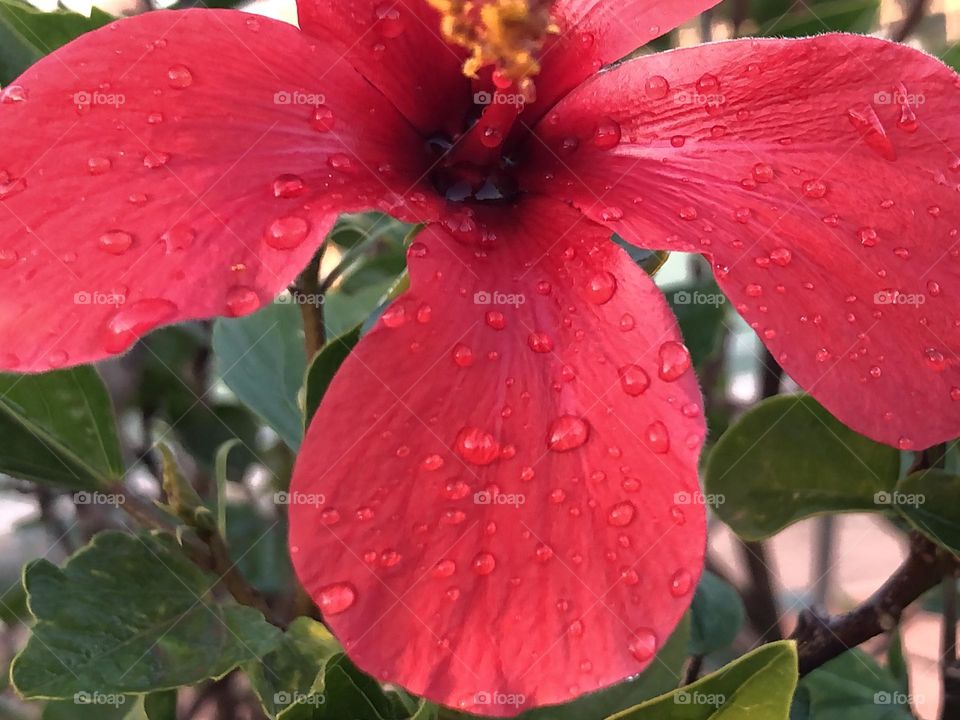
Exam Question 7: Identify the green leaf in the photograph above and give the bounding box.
[892,469,960,552]
[751,0,879,36]
[705,395,900,539]
[43,692,175,720]
[690,572,745,656]
[0,367,123,489]
[213,302,307,450]
[304,325,362,425]
[791,649,912,720]
[12,531,282,699]
[214,439,241,537]
[609,641,798,719]
[665,281,728,369]
[225,502,291,595]
[0,0,112,84]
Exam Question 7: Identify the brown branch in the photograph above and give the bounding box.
[295,249,325,359]
[892,0,929,43]
[793,533,954,675]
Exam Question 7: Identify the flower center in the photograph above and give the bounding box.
[428,0,557,100]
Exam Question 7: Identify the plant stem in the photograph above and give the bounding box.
[793,533,954,675]
[296,248,326,359]
[892,0,929,43]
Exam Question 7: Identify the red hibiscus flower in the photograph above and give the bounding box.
[2,0,959,715]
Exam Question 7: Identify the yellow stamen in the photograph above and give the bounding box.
[428,0,556,99]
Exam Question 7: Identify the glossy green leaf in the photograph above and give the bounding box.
[705,395,900,539]
[690,571,745,656]
[213,302,306,450]
[0,367,123,489]
[0,0,111,84]
[12,531,282,698]
[609,641,798,719]
[304,325,362,425]
[750,0,879,36]
[893,469,960,552]
[791,650,912,720]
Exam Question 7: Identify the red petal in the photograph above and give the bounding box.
[0,9,441,371]
[289,198,705,715]
[296,0,469,134]
[525,35,960,449]
[532,0,720,115]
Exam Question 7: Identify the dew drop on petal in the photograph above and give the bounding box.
[658,341,691,381]
[265,216,310,249]
[607,501,636,527]
[585,271,617,304]
[225,286,260,317]
[645,421,670,454]
[454,426,501,465]
[166,64,193,88]
[669,569,693,597]
[311,105,335,132]
[102,298,178,353]
[97,230,134,255]
[273,174,306,199]
[472,552,496,575]
[547,415,590,452]
[161,224,195,253]
[618,364,650,396]
[628,628,658,662]
[645,75,669,100]
[317,583,356,615]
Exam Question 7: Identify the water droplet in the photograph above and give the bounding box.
[645,421,670,453]
[752,163,774,183]
[770,247,792,266]
[846,107,896,160]
[600,206,624,222]
[88,157,111,175]
[327,153,353,171]
[535,543,554,562]
[455,426,500,465]
[320,508,340,525]
[547,415,590,452]
[679,206,698,221]
[374,2,405,37]
[858,227,879,247]
[317,582,356,614]
[432,559,456,577]
[645,75,669,100]
[897,103,918,133]
[670,135,686,148]
[802,179,827,198]
[0,84,27,103]
[452,343,473,367]
[528,332,554,353]
[166,64,193,89]
[265,216,309,249]
[485,310,506,330]
[0,248,18,268]
[924,347,946,371]
[97,230,133,255]
[472,552,496,575]
[670,569,693,597]
[226,286,260,317]
[592,119,621,150]
[658,341,691,381]
[161,224,195,253]
[618,364,650,396]
[628,628,658,662]
[273,174,306,198]
[607,500,636,527]
[102,298,178,353]
[585,271,617,304]
[143,151,170,169]
[311,105,335,132]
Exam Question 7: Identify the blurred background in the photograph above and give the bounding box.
[1,0,957,718]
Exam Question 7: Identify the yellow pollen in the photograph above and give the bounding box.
[428,0,557,99]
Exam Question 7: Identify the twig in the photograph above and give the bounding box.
[793,533,954,675]
[740,540,784,642]
[892,0,929,43]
